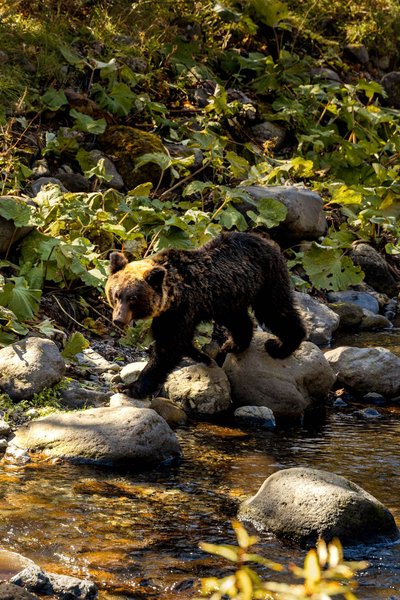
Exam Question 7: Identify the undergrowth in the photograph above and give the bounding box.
[0,0,399,345]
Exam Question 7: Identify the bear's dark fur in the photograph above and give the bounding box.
[106,231,306,398]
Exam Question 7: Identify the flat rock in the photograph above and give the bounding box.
[9,406,181,467]
[326,291,379,314]
[0,337,65,400]
[325,346,400,397]
[224,332,336,420]
[238,467,399,546]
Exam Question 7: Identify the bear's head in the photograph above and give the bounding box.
[105,252,169,327]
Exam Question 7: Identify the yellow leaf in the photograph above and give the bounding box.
[304,549,321,589]
[236,568,254,600]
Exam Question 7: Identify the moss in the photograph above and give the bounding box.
[99,125,166,189]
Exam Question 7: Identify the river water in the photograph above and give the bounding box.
[0,329,399,599]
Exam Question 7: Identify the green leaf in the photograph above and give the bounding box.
[41,88,68,111]
[62,332,90,360]
[226,151,250,178]
[331,186,363,206]
[0,276,41,320]
[0,197,36,227]
[246,197,287,228]
[128,182,153,197]
[218,205,248,231]
[303,245,364,291]
[70,109,107,134]
[250,0,289,27]
[213,2,242,22]
[183,181,214,196]
[93,81,136,116]
[134,152,171,172]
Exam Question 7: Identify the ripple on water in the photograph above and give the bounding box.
[1,395,400,598]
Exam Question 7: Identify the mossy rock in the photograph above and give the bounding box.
[99,125,166,189]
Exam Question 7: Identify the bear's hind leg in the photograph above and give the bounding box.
[215,311,254,364]
[253,288,306,359]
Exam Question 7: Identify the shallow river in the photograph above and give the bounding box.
[1,329,400,599]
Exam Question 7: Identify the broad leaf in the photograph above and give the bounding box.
[246,197,287,228]
[62,332,90,360]
[0,277,41,320]
[70,109,107,134]
[0,197,36,227]
[303,245,364,291]
[41,88,68,111]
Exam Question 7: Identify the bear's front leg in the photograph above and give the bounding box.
[127,344,183,398]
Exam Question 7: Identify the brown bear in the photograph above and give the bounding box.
[106,231,306,398]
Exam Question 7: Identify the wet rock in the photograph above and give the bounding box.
[326,291,379,314]
[234,406,276,429]
[248,121,286,150]
[355,407,381,419]
[164,363,231,415]
[109,392,151,409]
[120,361,147,385]
[224,332,336,420]
[238,467,399,546]
[333,398,348,408]
[384,298,397,321]
[381,71,400,109]
[325,346,400,398]
[11,564,98,599]
[350,243,398,296]
[0,583,40,600]
[99,125,166,189]
[295,292,340,345]
[362,392,386,405]
[241,186,327,242]
[150,397,188,427]
[0,337,65,400]
[88,150,125,190]
[0,197,34,256]
[58,380,111,409]
[47,573,97,599]
[9,406,181,467]
[344,44,370,64]
[0,439,8,451]
[31,177,67,195]
[328,301,364,329]
[360,309,392,330]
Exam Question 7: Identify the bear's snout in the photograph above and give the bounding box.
[112,304,133,328]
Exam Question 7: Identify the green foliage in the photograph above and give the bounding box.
[1,0,399,344]
[198,521,367,599]
[61,332,90,360]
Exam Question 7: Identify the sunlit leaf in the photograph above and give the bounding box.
[62,332,90,360]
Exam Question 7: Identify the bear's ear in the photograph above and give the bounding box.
[109,252,128,274]
[145,266,166,291]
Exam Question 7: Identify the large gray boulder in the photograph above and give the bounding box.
[241,186,327,242]
[325,346,400,397]
[295,292,340,346]
[9,406,181,467]
[238,467,399,546]
[223,332,336,420]
[164,363,231,414]
[0,337,65,400]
